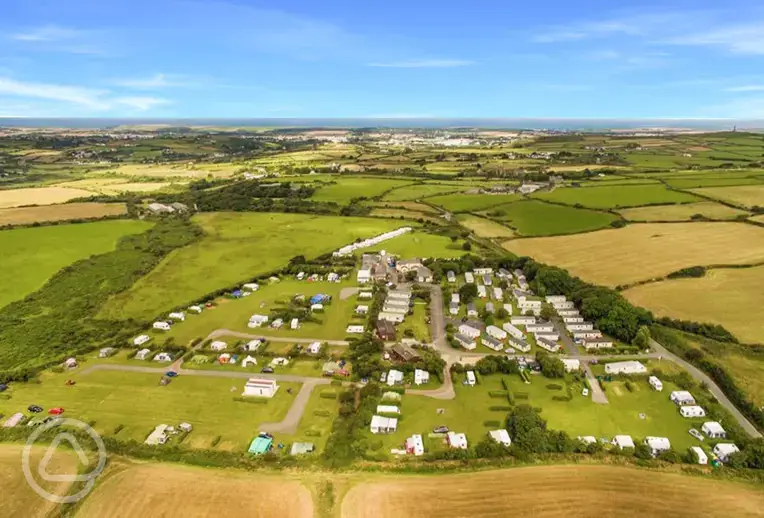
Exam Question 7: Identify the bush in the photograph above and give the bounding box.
[483,420,501,427]
[305,429,322,437]
[51,366,64,374]
[489,405,512,411]
[514,392,529,400]
[319,392,338,399]
[551,395,572,402]
[233,397,268,404]
[624,381,634,392]
[489,390,509,398]
[313,410,331,417]
[113,424,124,435]
[330,380,342,386]
[211,436,222,447]
[546,384,563,391]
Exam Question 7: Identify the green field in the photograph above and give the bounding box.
[398,301,431,342]
[485,200,619,236]
[375,231,471,258]
[311,177,415,203]
[383,183,467,201]
[0,367,300,451]
[99,213,410,320]
[425,193,520,212]
[0,220,153,310]
[534,184,700,209]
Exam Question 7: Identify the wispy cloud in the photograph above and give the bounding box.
[11,25,82,42]
[367,59,474,68]
[9,24,106,55]
[702,96,764,118]
[666,23,764,55]
[114,96,171,111]
[112,74,183,89]
[539,84,592,92]
[724,85,764,92]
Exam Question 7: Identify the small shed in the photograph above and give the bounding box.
[290,442,315,455]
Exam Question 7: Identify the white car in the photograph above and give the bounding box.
[582,388,590,397]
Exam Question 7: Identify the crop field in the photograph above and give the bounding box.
[0,368,300,450]
[99,213,408,320]
[103,163,240,178]
[617,201,749,221]
[0,186,95,208]
[0,446,78,518]
[504,222,764,287]
[0,219,152,309]
[55,178,179,194]
[712,350,764,407]
[534,184,699,209]
[625,266,764,343]
[664,176,764,189]
[691,184,764,208]
[341,465,764,518]
[382,183,467,201]
[456,214,515,238]
[77,462,313,518]
[0,202,127,226]
[164,278,362,344]
[311,177,415,204]
[425,193,520,212]
[486,200,618,236]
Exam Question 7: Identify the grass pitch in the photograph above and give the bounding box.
[504,222,764,287]
[534,184,699,209]
[0,219,152,309]
[0,202,127,226]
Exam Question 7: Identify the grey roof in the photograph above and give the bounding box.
[455,333,475,344]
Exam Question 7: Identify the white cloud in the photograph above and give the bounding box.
[702,96,764,118]
[367,59,474,68]
[667,23,764,55]
[9,24,106,55]
[724,85,764,92]
[113,74,179,89]
[114,96,171,111]
[0,77,109,109]
[11,25,81,42]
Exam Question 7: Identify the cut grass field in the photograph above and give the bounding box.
[504,222,764,287]
[691,184,764,208]
[625,266,764,344]
[76,461,314,518]
[0,367,300,451]
[55,178,179,194]
[99,212,410,320]
[341,465,764,518]
[486,200,618,236]
[382,183,466,201]
[0,202,126,226]
[456,214,515,238]
[534,184,699,209]
[0,445,78,518]
[374,231,470,259]
[425,193,520,212]
[370,208,443,224]
[0,219,152,309]
[368,201,438,214]
[618,201,749,221]
[102,163,239,178]
[0,186,95,208]
[311,177,415,204]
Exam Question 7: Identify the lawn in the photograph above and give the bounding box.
[99,213,410,320]
[424,193,520,212]
[504,222,764,287]
[618,201,749,221]
[383,183,467,201]
[376,231,470,259]
[0,202,127,226]
[398,302,431,342]
[162,278,364,344]
[486,200,618,236]
[311,177,415,204]
[0,186,96,208]
[625,265,764,344]
[456,214,515,238]
[0,219,153,309]
[0,367,300,451]
[690,184,764,208]
[534,184,699,209]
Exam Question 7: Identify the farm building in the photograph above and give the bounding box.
[459,324,482,339]
[466,371,476,386]
[582,338,614,350]
[467,303,478,317]
[670,391,696,406]
[154,352,173,363]
[242,378,279,398]
[464,272,475,284]
[414,369,430,385]
[406,434,425,456]
[210,341,227,351]
[446,271,456,283]
[133,335,151,346]
[649,376,663,391]
[482,335,504,351]
[561,359,581,372]
[508,336,531,353]
[680,405,706,418]
[691,446,708,465]
[511,316,536,326]
[502,322,525,340]
[449,302,459,315]
[2,413,25,428]
[290,442,315,455]
[376,405,400,414]
[713,443,740,463]
[537,337,560,353]
[248,434,273,455]
[702,421,727,439]
[386,369,404,386]
[376,320,396,341]
[346,325,365,334]
[370,415,398,434]
[145,424,169,445]
[153,321,171,331]
[644,437,671,456]
[168,311,185,321]
[455,333,476,350]
[489,429,512,447]
[135,348,152,360]
[447,432,468,449]
[612,435,635,449]
[486,325,507,340]
[604,361,647,375]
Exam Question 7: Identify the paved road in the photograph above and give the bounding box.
[260,378,329,434]
[339,287,360,300]
[205,329,350,346]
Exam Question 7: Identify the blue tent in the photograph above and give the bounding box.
[310,294,329,305]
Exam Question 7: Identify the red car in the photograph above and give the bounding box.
[48,407,65,415]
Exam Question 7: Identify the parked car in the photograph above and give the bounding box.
[165,371,178,378]
[433,426,449,434]
[260,367,274,374]
[380,372,387,383]
[689,429,705,441]
[48,407,64,415]
[28,405,43,413]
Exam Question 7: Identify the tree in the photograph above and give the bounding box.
[506,404,549,453]
[459,283,478,303]
[540,303,555,322]
[633,326,651,348]
[634,443,652,459]
[536,351,565,378]
[496,308,509,320]
[462,242,472,251]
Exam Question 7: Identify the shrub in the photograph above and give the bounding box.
[483,420,501,427]
[489,390,509,398]
[489,405,512,411]
[624,380,634,392]
[233,397,268,404]
[552,395,572,402]
[330,380,342,386]
[51,366,64,374]
[514,392,529,400]
[305,430,322,437]
[112,424,124,435]
[546,384,563,391]
[211,436,222,447]
[319,392,338,400]
[313,410,331,417]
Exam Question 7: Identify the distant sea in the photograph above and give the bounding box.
[0,117,762,131]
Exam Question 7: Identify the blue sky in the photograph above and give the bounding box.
[1,0,764,118]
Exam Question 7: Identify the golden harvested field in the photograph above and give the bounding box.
[691,185,764,208]
[457,214,515,238]
[618,201,749,221]
[55,178,177,194]
[0,446,77,518]
[341,465,764,518]
[625,266,764,343]
[753,215,764,224]
[103,163,239,178]
[77,462,313,518]
[0,186,94,208]
[504,222,764,287]
[0,202,126,226]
